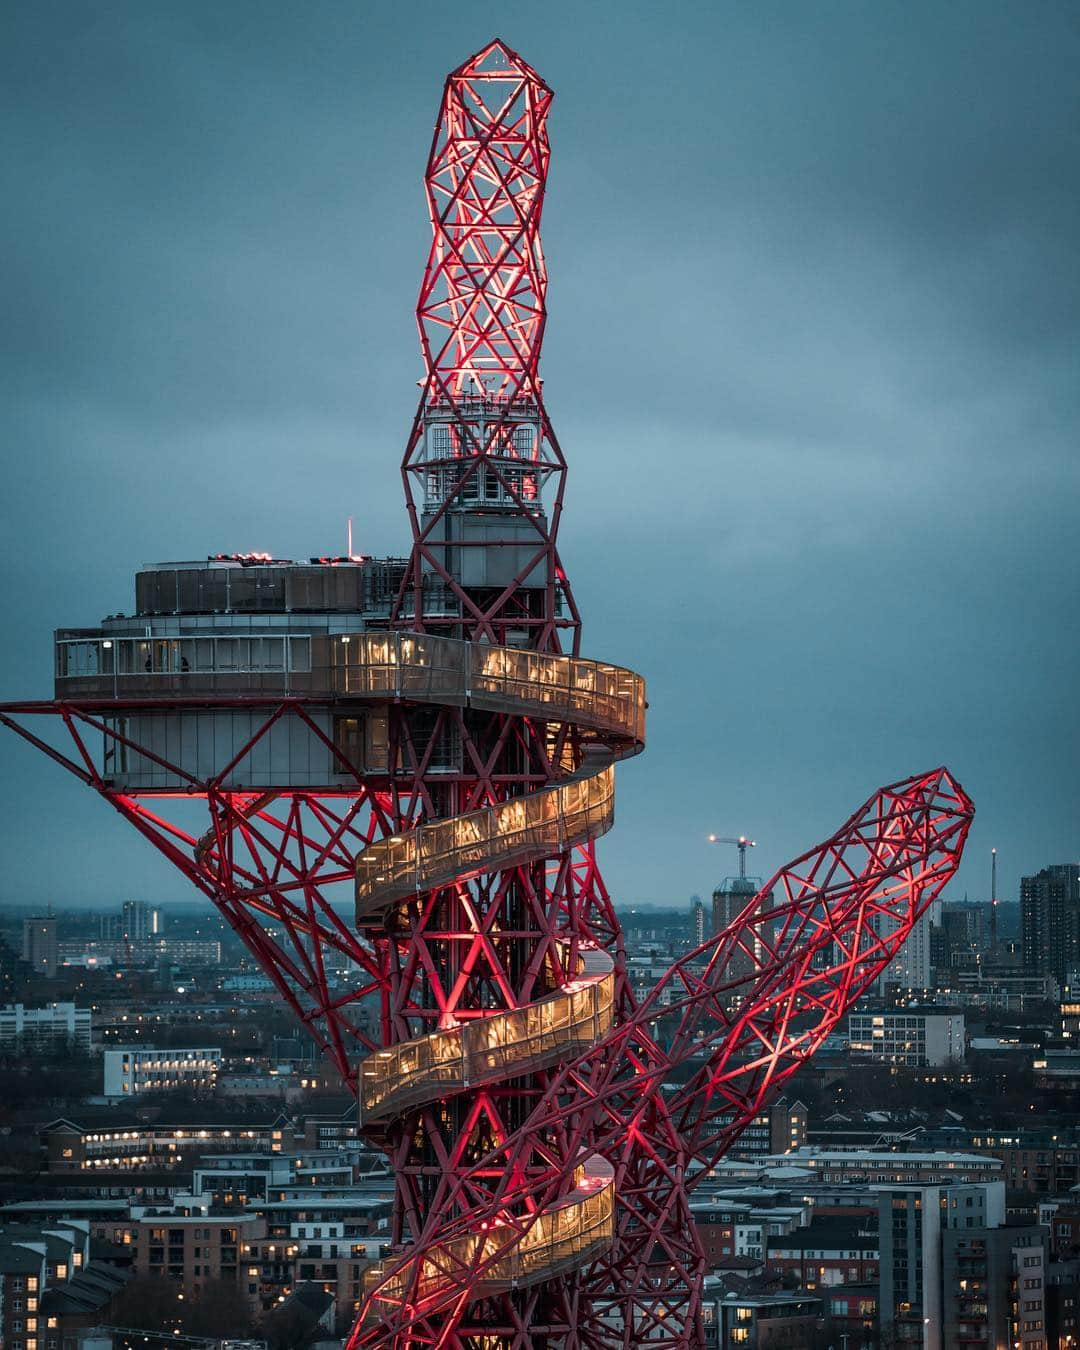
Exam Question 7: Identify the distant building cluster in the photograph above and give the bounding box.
[0,859,1076,1347]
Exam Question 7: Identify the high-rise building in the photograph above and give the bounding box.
[690,896,705,947]
[878,898,943,992]
[940,900,985,947]
[712,878,757,935]
[879,1186,944,1349]
[1022,864,1080,983]
[879,1181,1049,1350]
[22,916,58,979]
[121,900,161,941]
[1062,969,1080,1042]
[882,908,933,990]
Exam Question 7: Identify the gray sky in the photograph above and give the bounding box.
[2,1,1077,909]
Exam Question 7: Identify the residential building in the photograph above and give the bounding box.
[878,1186,944,1349]
[0,1003,91,1055]
[1022,863,1080,983]
[59,937,221,968]
[701,1285,822,1349]
[880,907,933,991]
[765,1149,1003,1186]
[133,1212,261,1290]
[1045,1258,1080,1349]
[103,1046,222,1097]
[939,901,985,956]
[0,1239,45,1350]
[40,1112,303,1173]
[967,1128,1080,1194]
[1033,1049,1080,1090]
[690,1190,807,1267]
[22,917,58,979]
[942,1221,1048,1350]
[729,1098,807,1159]
[848,1010,965,1067]
[766,1216,879,1289]
[0,935,21,1003]
[823,1284,878,1350]
[121,900,161,941]
[1062,968,1080,1041]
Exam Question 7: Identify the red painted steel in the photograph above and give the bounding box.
[0,38,975,1350]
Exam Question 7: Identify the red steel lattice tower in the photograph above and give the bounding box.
[0,39,974,1350]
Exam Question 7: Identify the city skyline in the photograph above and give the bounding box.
[2,1,1077,909]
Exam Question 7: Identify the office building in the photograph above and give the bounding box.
[22,916,58,979]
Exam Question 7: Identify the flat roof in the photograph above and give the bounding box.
[774,1150,1002,1165]
[2,1200,130,1214]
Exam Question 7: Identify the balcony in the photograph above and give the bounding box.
[363,1154,614,1309]
[359,947,614,1124]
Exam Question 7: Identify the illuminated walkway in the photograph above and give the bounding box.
[350,635,641,1309]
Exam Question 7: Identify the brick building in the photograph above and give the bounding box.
[132,1212,263,1291]
[766,1217,879,1289]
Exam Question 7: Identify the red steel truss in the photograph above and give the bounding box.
[0,38,974,1350]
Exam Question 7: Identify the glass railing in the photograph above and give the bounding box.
[355,765,615,915]
[363,1154,614,1308]
[53,630,645,744]
[359,948,614,1123]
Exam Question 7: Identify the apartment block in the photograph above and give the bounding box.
[848,1010,965,1067]
[0,1003,91,1055]
[103,1046,221,1097]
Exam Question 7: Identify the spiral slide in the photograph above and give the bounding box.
[343,631,644,1313]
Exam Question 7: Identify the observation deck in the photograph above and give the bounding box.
[49,559,639,794]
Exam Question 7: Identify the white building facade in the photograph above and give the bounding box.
[849,1010,965,1067]
[103,1046,222,1096]
[0,1002,92,1054]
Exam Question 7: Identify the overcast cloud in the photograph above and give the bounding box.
[1,0,1077,908]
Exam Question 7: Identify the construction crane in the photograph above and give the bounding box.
[707,834,756,879]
